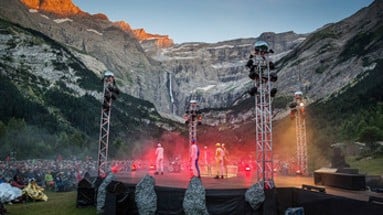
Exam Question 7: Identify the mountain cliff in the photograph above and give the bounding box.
[0,0,306,117]
[21,0,82,16]
[0,0,177,115]
[1,0,382,123]
[0,0,382,165]
[133,28,174,48]
[0,18,180,159]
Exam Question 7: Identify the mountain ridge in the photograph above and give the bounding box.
[20,0,174,47]
[0,0,382,167]
[0,17,181,159]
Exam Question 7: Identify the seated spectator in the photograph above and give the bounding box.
[10,175,24,189]
[54,172,64,192]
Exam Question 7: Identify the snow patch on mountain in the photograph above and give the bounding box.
[211,62,243,69]
[363,62,377,72]
[86,29,103,36]
[196,85,216,92]
[40,14,49,19]
[208,44,234,50]
[54,18,72,24]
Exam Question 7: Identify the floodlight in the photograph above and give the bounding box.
[247,87,257,96]
[289,102,297,109]
[249,68,259,80]
[270,72,278,82]
[270,88,277,97]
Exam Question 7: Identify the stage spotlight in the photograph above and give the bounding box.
[197,114,203,125]
[269,61,275,70]
[270,88,277,97]
[289,102,298,109]
[248,69,259,80]
[247,87,257,96]
[270,72,278,82]
[246,59,254,68]
[131,163,137,171]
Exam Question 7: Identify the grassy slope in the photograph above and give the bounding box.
[346,156,383,176]
[6,191,95,215]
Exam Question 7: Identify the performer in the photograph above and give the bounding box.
[214,143,225,179]
[155,143,164,175]
[222,143,229,178]
[190,139,200,178]
[203,145,212,176]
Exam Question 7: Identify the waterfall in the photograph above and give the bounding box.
[168,72,175,114]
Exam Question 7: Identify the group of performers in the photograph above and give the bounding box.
[154,140,229,179]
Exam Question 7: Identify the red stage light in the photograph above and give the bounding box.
[111,165,119,173]
[131,164,137,171]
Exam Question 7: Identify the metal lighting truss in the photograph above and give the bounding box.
[294,92,308,175]
[252,42,274,188]
[97,71,117,177]
[187,100,199,144]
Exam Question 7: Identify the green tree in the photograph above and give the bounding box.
[7,117,26,131]
[69,131,86,149]
[0,120,5,138]
[358,126,383,152]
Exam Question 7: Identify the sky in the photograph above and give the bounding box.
[72,0,374,44]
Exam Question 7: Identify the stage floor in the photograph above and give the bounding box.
[114,170,383,202]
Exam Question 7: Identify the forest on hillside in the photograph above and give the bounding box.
[305,59,383,169]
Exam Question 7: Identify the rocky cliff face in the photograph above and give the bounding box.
[148,0,382,125]
[0,0,305,119]
[113,21,174,48]
[1,0,382,128]
[133,28,174,48]
[21,0,82,16]
[1,0,175,114]
[152,33,305,116]
[0,18,177,141]
[275,0,382,104]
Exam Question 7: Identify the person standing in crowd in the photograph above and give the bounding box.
[214,143,225,179]
[190,139,200,178]
[155,143,164,175]
[44,171,55,191]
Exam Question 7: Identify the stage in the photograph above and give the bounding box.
[114,170,381,202]
[77,169,383,215]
